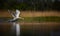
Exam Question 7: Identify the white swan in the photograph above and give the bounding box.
[8,9,24,22]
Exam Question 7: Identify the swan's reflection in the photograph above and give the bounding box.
[10,22,20,36]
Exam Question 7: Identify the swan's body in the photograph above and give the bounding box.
[8,9,24,22]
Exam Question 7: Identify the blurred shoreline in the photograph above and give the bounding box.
[0,10,60,17]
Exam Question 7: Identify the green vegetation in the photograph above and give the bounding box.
[22,16,60,22]
[0,16,60,22]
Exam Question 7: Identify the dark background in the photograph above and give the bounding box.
[0,0,60,11]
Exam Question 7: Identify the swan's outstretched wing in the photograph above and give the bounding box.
[8,10,15,18]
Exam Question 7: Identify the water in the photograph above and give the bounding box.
[0,22,60,36]
[0,22,20,36]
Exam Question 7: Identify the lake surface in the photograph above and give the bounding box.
[0,22,60,36]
